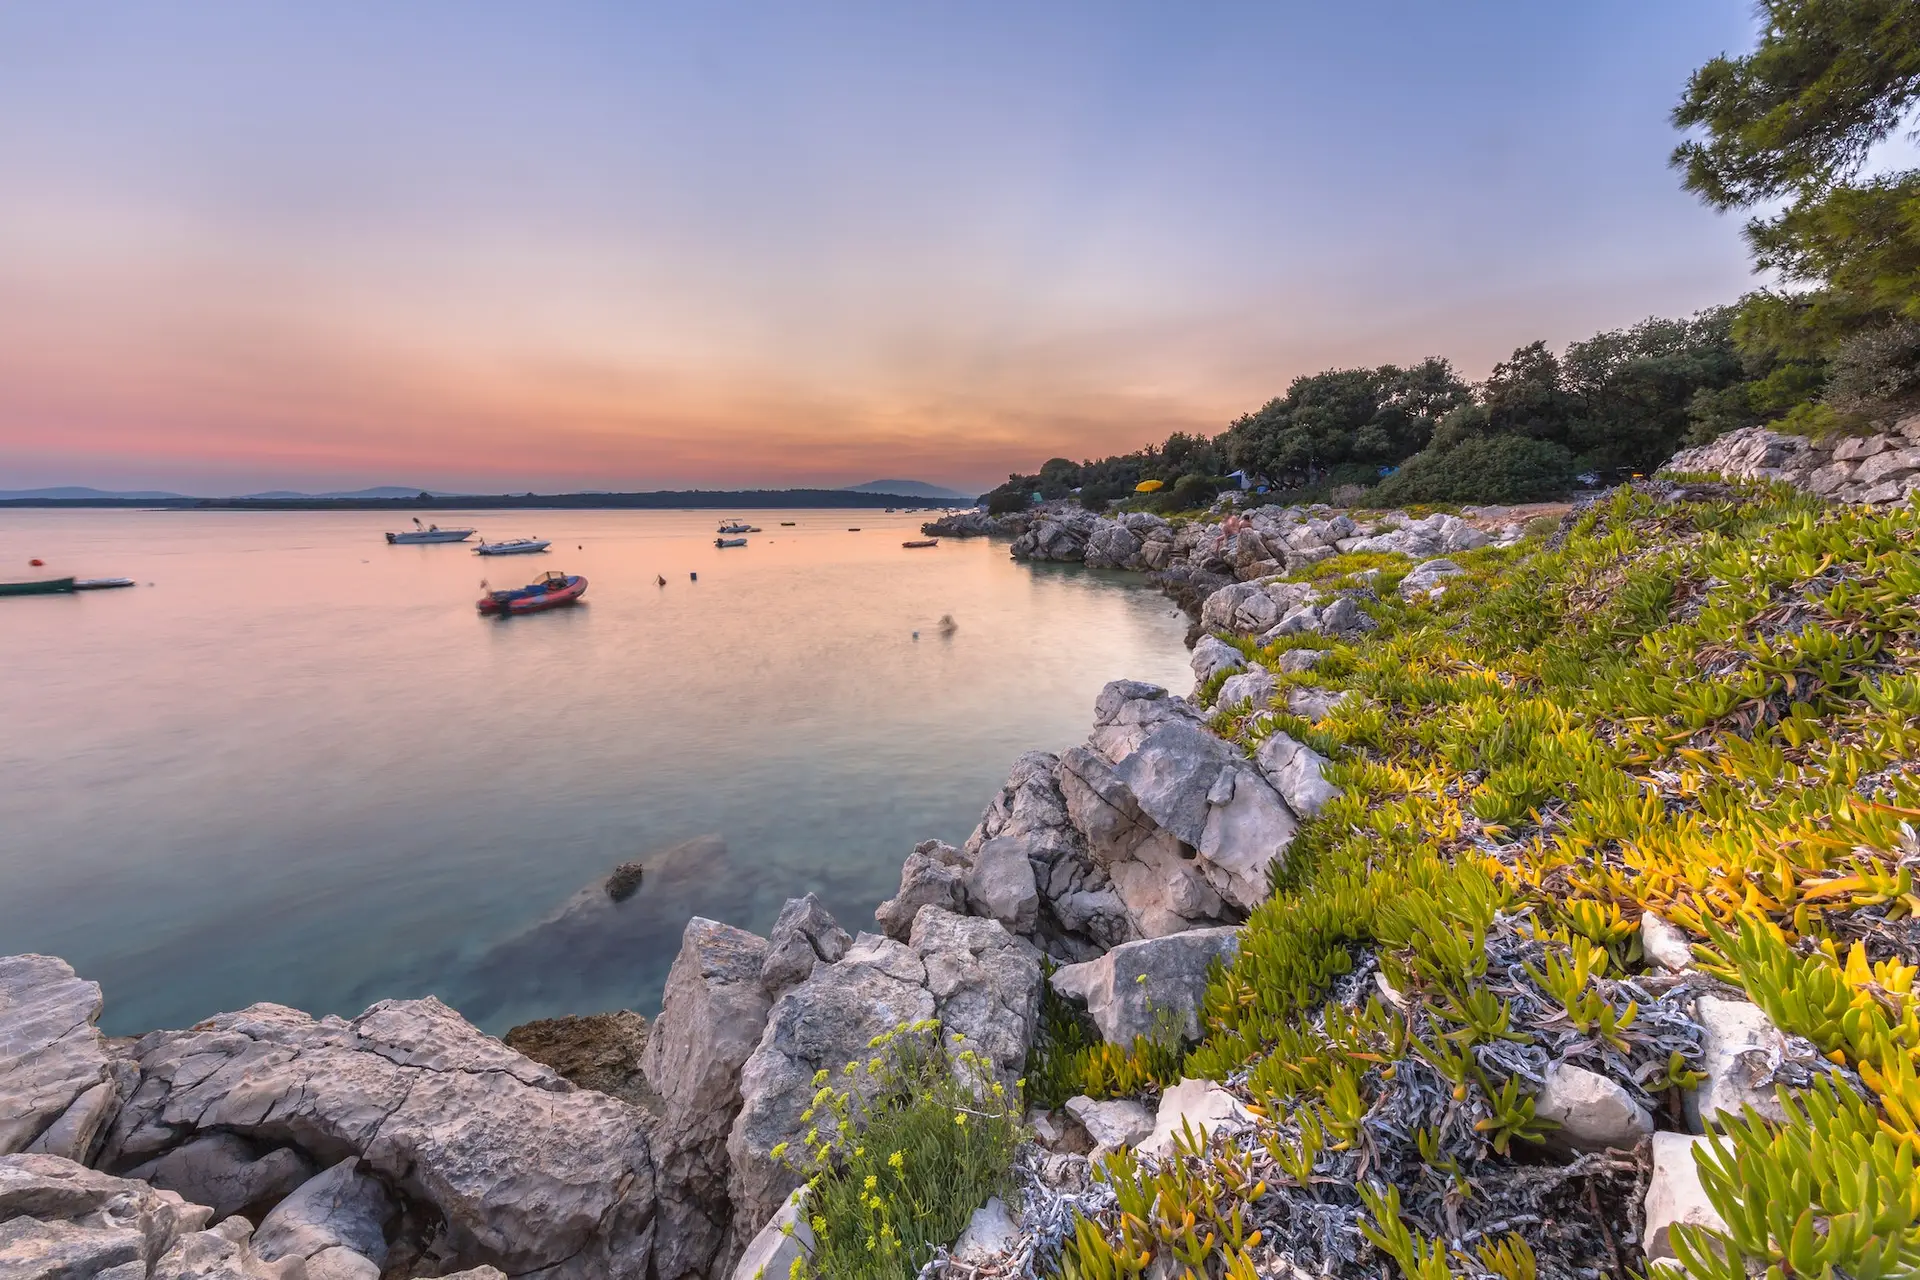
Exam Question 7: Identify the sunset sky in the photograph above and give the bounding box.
[1,2,1763,496]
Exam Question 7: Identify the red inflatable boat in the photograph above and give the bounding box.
[478,571,587,615]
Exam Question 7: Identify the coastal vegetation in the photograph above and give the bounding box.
[1036,479,1920,1277]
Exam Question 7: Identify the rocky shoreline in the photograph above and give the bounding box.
[6,421,1916,1280]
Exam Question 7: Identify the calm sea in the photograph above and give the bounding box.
[0,508,1190,1035]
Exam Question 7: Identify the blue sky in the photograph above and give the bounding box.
[0,2,1764,494]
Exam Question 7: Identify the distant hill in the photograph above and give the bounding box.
[841,479,972,500]
[0,486,187,500]
[236,486,448,499]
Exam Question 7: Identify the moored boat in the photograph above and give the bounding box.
[902,538,938,548]
[717,521,751,534]
[387,518,475,544]
[477,571,586,615]
[0,576,76,596]
[715,536,747,548]
[74,578,136,590]
[475,537,551,556]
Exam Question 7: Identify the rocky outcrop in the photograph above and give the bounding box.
[1010,510,1174,570]
[97,997,657,1279]
[1255,731,1340,820]
[1049,929,1241,1047]
[502,1010,660,1111]
[920,510,1007,538]
[1664,416,1920,503]
[1533,1062,1653,1153]
[1397,557,1467,601]
[0,1151,289,1279]
[760,894,852,998]
[1,954,122,1165]
[643,918,777,1280]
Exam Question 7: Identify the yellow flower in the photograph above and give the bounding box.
[888,1150,905,1170]
[864,1174,878,1191]
[769,1142,789,1161]
[954,1113,967,1127]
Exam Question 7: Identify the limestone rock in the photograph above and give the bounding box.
[98,998,656,1280]
[1116,721,1235,847]
[1644,1132,1728,1263]
[760,895,852,996]
[1287,687,1353,721]
[875,840,971,942]
[1050,929,1241,1046]
[1398,558,1466,601]
[1533,1062,1652,1152]
[1196,765,1296,912]
[1136,1080,1252,1158]
[1255,732,1339,820]
[952,1195,1018,1263]
[1063,1096,1154,1153]
[1189,635,1246,683]
[1274,648,1326,675]
[0,954,119,1163]
[127,1133,316,1221]
[908,909,1042,1086]
[1088,683,1204,764]
[0,1152,306,1280]
[1640,911,1693,971]
[1688,996,1798,1129]
[966,837,1041,936]
[643,918,775,1280]
[253,1157,392,1268]
[1213,666,1276,711]
[730,1188,811,1280]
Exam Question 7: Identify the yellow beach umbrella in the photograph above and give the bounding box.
[1134,479,1164,493]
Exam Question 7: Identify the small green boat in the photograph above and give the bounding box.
[0,576,76,596]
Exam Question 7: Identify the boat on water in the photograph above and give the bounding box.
[717,521,752,534]
[715,536,747,548]
[474,538,550,556]
[0,576,76,596]
[386,518,475,544]
[477,571,586,615]
[779,521,796,526]
[74,578,136,590]
[847,527,861,531]
[902,538,938,549]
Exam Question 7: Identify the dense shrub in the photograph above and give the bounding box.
[985,488,1032,516]
[1371,434,1575,504]
[776,1022,1023,1280]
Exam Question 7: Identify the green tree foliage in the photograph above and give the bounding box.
[1672,0,1920,420]
[1220,359,1472,487]
[1372,434,1576,505]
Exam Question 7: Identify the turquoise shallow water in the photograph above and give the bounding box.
[0,508,1190,1034]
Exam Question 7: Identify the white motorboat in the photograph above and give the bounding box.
[714,536,747,548]
[387,518,475,544]
[475,537,551,556]
[717,521,752,534]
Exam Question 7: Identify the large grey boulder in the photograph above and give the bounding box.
[1213,666,1276,711]
[1533,1062,1653,1153]
[1189,635,1246,683]
[874,840,970,942]
[965,838,1041,936]
[1050,929,1241,1046]
[643,918,776,1280]
[98,998,656,1280]
[1087,682,1204,763]
[0,1151,298,1279]
[1058,747,1222,940]
[725,937,935,1252]
[760,895,851,997]
[1255,731,1339,819]
[126,1133,316,1221]
[0,954,120,1163]
[1083,520,1143,569]
[1197,763,1297,911]
[1116,721,1235,847]
[252,1157,391,1271]
[1287,686,1354,721]
[908,909,1042,1086]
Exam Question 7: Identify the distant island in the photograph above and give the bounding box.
[0,484,978,511]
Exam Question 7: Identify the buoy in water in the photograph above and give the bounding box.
[29,559,43,567]
[657,575,666,587]
[690,572,698,581]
